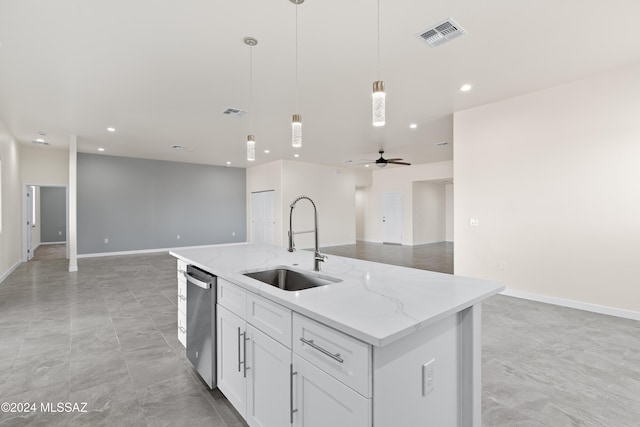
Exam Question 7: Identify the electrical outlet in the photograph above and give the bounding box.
[104,238,109,244]
[498,260,507,271]
[176,234,181,240]
[232,231,236,237]
[58,231,62,236]
[469,218,479,227]
[422,359,435,396]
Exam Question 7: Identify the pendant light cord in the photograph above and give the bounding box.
[249,44,253,133]
[295,3,299,111]
[377,0,380,81]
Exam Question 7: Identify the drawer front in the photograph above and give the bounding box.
[246,293,292,348]
[177,279,187,314]
[177,310,187,348]
[217,278,246,318]
[293,314,371,397]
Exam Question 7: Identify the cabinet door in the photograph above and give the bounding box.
[293,355,371,427]
[217,305,247,418]
[246,325,291,427]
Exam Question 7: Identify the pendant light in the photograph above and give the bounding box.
[245,36,258,161]
[372,0,385,127]
[290,0,304,148]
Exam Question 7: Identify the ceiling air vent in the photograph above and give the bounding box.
[222,108,247,117]
[416,18,465,48]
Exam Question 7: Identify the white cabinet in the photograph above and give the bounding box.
[246,325,291,427]
[176,259,187,348]
[217,278,292,427]
[217,305,247,418]
[292,355,371,427]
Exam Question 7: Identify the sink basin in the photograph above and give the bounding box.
[243,267,342,291]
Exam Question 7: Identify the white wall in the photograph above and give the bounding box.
[454,63,640,313]
[282,160,362,248]
[0,121,22,282]
[445,184,454,242]
[361,161,453,245]
[355,187,368,241]
[246,160,370,250]
[412,181,446,245]
[21,145,69,185]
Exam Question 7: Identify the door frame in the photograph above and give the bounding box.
[22,183,69,262]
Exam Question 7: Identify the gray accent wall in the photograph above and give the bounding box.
[78,153,246,254]
[40,187,67,243]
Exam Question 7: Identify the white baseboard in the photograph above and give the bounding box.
[322,241,357,248]
[0,260,22,284]
[41,241,66,245]
[500,289,640,322]
[77,242,247,259]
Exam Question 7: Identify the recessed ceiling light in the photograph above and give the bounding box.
[409,123,417,129]
[106,127,116,132]
[294,154,299,158]
[226,161,231,165]
[460,84,472,92]
[36,138,44,143]
[365,164,370,168]
[98,148,105,152]
[264,150,270,154]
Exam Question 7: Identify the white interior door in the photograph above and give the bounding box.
[382,192,402,244]
[26,185,35,260]
[251,191,275,245]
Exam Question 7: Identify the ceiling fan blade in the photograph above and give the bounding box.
[385,158,403,161]
[388,161,411,165]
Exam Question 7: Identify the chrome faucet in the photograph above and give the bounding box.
[287,195,326,271]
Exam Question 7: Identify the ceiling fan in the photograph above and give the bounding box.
[364,150,411,168]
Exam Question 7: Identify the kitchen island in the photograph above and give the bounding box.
[171,244,503,427]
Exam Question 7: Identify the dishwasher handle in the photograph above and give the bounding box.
[185,271,212,289]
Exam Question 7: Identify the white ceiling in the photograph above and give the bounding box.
[1,0,639,169]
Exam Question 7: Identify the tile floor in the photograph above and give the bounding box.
[31,244,67,261]
[0,246,638,426]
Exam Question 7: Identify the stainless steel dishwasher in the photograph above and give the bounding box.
[185,264,217,389]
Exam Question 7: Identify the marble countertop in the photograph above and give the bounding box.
[170,244,504,347]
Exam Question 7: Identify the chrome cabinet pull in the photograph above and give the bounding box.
[178,294,186,301]
[237,327,243,372]
[178,326,186,333]
[238,328,250,377]
[243,334,250,378]
[299,337,344,363]
[290,363,298,424]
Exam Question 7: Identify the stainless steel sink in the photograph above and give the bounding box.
[243,267,342,291]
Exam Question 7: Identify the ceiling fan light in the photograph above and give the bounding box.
[292,114,302,148]
[372,80,385,127]
[247,135,256,161]
[376,162,387,168]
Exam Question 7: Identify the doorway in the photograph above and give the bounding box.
[23,184,68,261]
[251,190,275,245]
[382,192,402,244]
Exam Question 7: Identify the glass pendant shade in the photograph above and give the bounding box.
[372,80,385,127]
[247,135,256,161]
[291,114,302,148]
